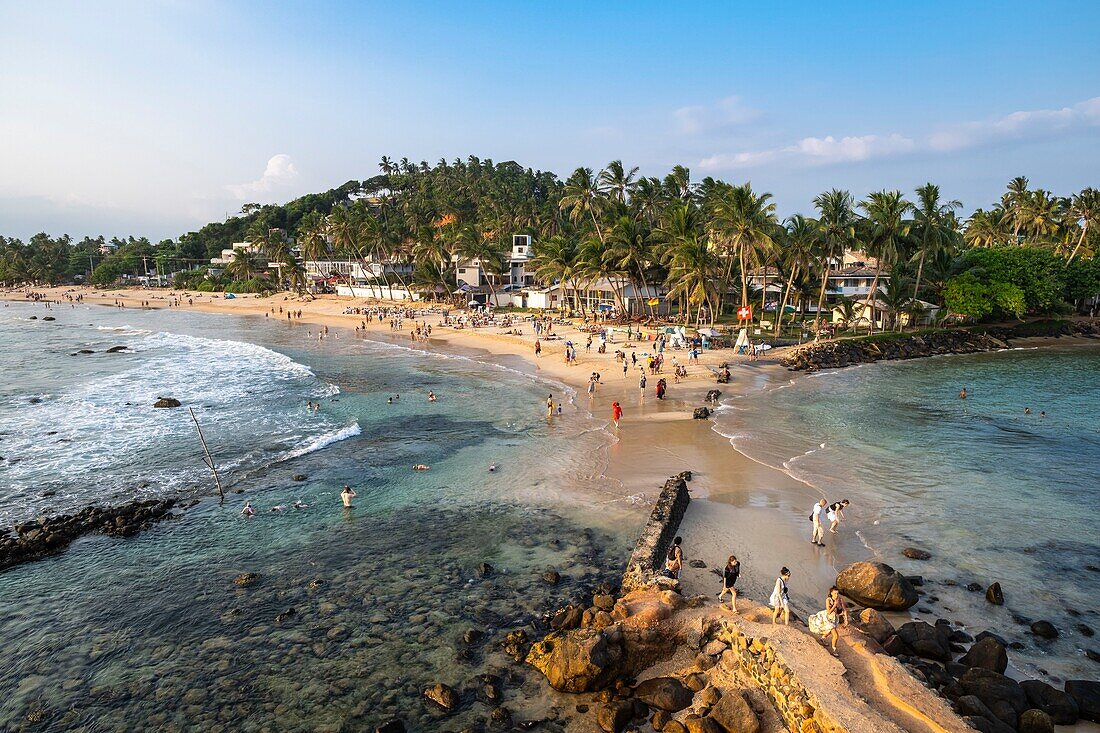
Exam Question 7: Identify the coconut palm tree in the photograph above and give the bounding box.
[963,208,1008,248]
[598,160,639,205]
[559,167,609,243]
[531,235,585,315]
[281,252,307,294]
[775,215,820,334]
[708,182,779,314]
[456,226,505,305]
[811,189,857,334]
[296,211,330,289]
[858,191,912,334]
[834,296,858,331]
[226,248,261,282]
[910,183,961,302]
[1002,176,1031,242]
[663,221,720,325]
[879,276,913,331]
[606,215,657,316]
[1068,188,1100,263]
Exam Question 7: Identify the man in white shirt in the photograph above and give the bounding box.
[811,498,827,546]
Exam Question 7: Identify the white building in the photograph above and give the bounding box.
[210,241,261,266]
[454,234,535,290]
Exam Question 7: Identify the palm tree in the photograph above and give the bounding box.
[663,219,720,325]
[964,208,1008,248]
[226,248,261,282]
[456,226,505,305]
[559,167,609,243]
[296,211,330,290]
[858,190,912,334]
[910,183,961,302]
[834,296,858,330]
[281,252,307,293]
[1002,176,1031,242]
[879,276,913,331]
[1068,188,1100,263]
[606,215,657,316]
[708,182,779,314]
[598,160,639,205]
[531,235,585,315]
[775,215,819,334]
[812,189,857,334]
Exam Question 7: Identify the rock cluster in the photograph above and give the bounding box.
[781,331,1010,371]
[621,475,691,594]
[0,499,176,571]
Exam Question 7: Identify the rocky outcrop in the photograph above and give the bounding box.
[780,321,1099,372]
[959,636,1008,674]
[524,627,625,693]
[153,397,182,408]
[896,621,952,662]
[836,561,918,611]
[0,499,176,571]
[692,407,711,420]
[633,676,693,712]
[1019,680,1079,725]
[621,475,690,594]
[1066,680,1100,723]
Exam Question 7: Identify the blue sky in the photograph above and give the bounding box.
[1,0,1098,240]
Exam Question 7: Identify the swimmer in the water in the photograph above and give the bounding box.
[959,387,967,399]
[269,504,287,513]
[1024,407,1031,414]
[340,485,357,507]
[413,464,430,471]
[241,501,255,517]
[292,501,308,509]
[489,464,497,472]
[387,397,393,404]
[428,391,437,402]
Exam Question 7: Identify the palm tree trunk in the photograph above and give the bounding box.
[759,267,768,326]
[864,265,882,335]
[774,267,797,336]
[813,264,830,337]
[912,251,926,303]
[739,242,748,307]
[1067,222,1088,264]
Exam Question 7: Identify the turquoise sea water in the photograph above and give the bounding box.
[0,301,632,731]
[716,344,1100,681]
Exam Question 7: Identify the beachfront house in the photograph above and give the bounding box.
[833,298,941,330]
[745,251,889,320]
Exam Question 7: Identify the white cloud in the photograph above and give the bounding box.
[226,154,299,200]
[699,96,1100,172]
[928,96,1100,151]
[674,96,762,135]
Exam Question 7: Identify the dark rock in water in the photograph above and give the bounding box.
[966,582,983,592]
[28,316,37,320]
[374,720,406,733]
[907,575,925,587]
[1078,623,1095,637]
[476,562,494,578]
[1020,680,1079,725]
[503,629,529,662]
[0,498,176,571]
[897,621,952,662]
[423,682,460,711]
[233,572,260,587]
[489,705,512,727]
[836,561,919,611]
[551,605,583,631]
[462,628,484,645]
[950,629,974,644]
[959,668,1028,719]
[274,608,297,624]
[292,474,307,482]
[77,349,94,354]
[541,570,560,585]
[633,677,693,712]
[106,345,127,353]
[42,316,55,321]
[960,636,1008,674]
[675,470,692,482]
[153,397,181,408]
[985,582,1005,605]
[1065,680,1100,722]
[704,390,722,403]
[1018,709,1055,733]
[903,547,932,561]
[1030,620,1058,639]
[692,407,711,420]
[28,396,42,404]
[688,559,706,569]
[975,630,1008,647]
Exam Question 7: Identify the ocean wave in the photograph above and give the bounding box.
[280,422,361,461]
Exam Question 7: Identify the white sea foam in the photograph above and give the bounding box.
[280,423,362,461]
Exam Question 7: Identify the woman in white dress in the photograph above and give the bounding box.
[808,586,849,654]
[769,567,792,625]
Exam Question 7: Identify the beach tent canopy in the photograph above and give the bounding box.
[696,327,719,337]
[224,293,236,299]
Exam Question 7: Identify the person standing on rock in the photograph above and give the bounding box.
[811,498,827,546]
[719,555,740,611]
[770,567,792,625]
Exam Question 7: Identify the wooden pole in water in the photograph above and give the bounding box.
[188,407,224,503]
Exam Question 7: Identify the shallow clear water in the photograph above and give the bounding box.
[0,301,633,731]
[716,345,1100,681]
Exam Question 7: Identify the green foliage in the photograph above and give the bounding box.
[956,247,1066,312]
[943,272,1027,320]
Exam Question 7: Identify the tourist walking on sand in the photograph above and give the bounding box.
[810,498,827,546]
[827,499,850,534]
[534,339,541,357]
[808,586,849,655]
[340,485,357,508]
[611,401,623,426]
[770,567,792,625]
[719,555,740,611]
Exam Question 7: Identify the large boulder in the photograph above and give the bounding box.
[1020,679,1078,725]
[708,689,760,733]
[959,668,1027,719]
[525,628,624,693]
[422,683,460,711]
[596,700,634,733]
[153,397,181,408]
[836,561,918,611]
[986,582,1005,605]
[960,636,1008,674]
[897,621,951,661]
[1066,680,1100,723]
[633,677,693,712]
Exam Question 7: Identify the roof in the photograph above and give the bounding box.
[829,267,882,277]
